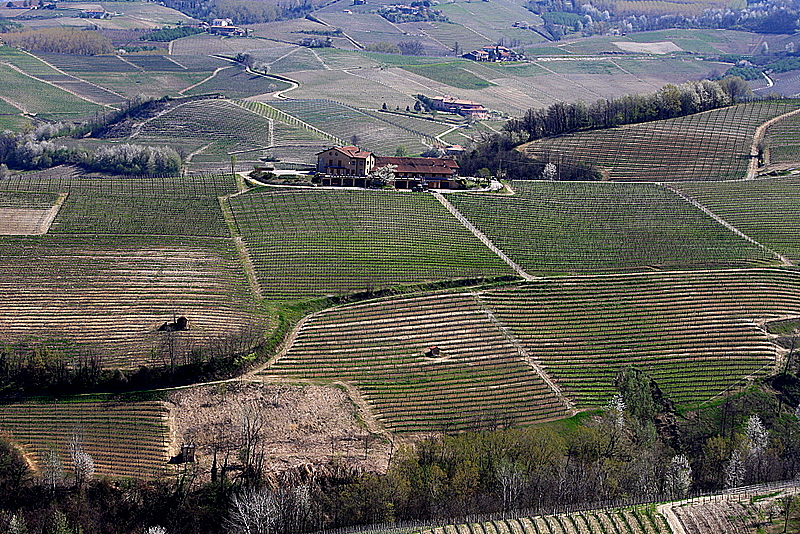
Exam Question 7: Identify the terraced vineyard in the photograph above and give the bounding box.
[133,99,273,156]
[418,506,671,534]
[448,181,773,275]
[228,188,515,299]
[480,269,796,406]
[270,100,430,155]
[262,292,571,432]
[265,268,792,427]
[673,177,800,264]
[183,64,291,99]
[520,101,800,181]
[0,235,260,368]
[0,395,168,479]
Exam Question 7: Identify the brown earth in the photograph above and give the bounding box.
[166,381,392,482]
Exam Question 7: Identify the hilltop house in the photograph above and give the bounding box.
[315,146,459,189]
[430,96,489,120]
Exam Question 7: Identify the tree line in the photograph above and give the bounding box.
[456,76,753,180]
[0,132,181,175]
[2,367,800,533]
[0,27,113,55]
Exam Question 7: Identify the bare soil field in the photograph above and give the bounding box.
[612,41,683,54]
[167,381,391,481]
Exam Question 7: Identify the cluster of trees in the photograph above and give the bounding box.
[160,0,322,24]
[140,26,204,42]
[3,369,800,533]
[397,40,425,56]
[504,78,749,143]
[0,132,182,175]
[0,322,266,398]
[0,27,113,55]
[527,0,798,38]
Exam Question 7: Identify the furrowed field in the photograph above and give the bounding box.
[673,177,800,264]
[0,172,262,368]
[520,100,800,181]
[0,394,168,479]
[447,181,774,275]
[265,268,795,428]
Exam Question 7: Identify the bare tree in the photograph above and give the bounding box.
[239,402,266,482]
[225,486,312,534]
[41,444,63,493]
[69,432,94,490]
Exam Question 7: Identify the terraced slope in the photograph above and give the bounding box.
[0,396,167,479]
[447,181,773,275]
[520,100,800,181]
[269,100,430,155]
[0,235,260,368]
[228,189,515,299]
[480,269,796,407]
[261,292,571,432]
[673,177,800,264]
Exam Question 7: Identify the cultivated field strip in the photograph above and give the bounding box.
[262,292,571,432]
[228,189,515,299]
[417,506,671,534]
[0,396,168,479]
[133,99,274,155]
[673,177,800,264]
[0,235,260,368]
[479,269,797,406]
[765,111,800,165]
[521,100,800,181]
[448,181,773,275]
[0,168,237,197]
[50,194,229,237]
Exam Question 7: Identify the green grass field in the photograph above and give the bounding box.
[402,62,497,90]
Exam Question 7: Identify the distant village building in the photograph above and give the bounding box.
[430,96,489,119]
[209,18,244,36]
[315,146,459,189]
[462,45,523,62]
[81,7,109,18]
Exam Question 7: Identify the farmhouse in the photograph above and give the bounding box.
[209,18,244,36]
[430,96,489,119]
[315,146,459,189]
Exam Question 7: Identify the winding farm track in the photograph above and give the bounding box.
[746,106,800,179]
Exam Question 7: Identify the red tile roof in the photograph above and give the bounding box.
[375,156,458,175]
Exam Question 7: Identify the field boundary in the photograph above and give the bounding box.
[472,292,577,414]
[747,106,800,178]
[218,195,263,299]
[432,191,535,280]
[1,61,117,109]
[664,184,792,266]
